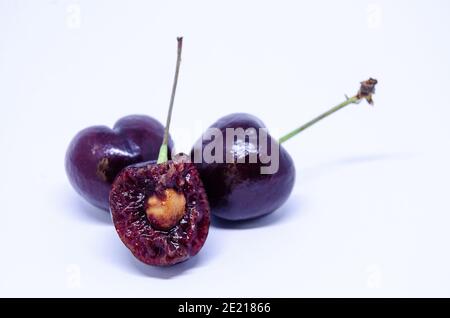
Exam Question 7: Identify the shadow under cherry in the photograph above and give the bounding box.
[103,227,221,279]
[62,188,112,225]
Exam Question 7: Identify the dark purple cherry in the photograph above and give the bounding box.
[65,115,173,211]
[110,37,210,266]
[191,113,295,221]
[192,78,378,221]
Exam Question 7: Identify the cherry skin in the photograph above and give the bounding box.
[191,113,296,221]
[65,115,173,211]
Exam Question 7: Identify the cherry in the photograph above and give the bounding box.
[110,38,210,266]
[191,113,295,221]
[192,79,378,221]
[65,115,173,211]
[110,155,210,266]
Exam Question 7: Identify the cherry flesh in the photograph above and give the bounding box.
[109,155,210,266]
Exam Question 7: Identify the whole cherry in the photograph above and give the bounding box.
[191,113,295,221]
[66,115,173,211]
[192,79,378,221]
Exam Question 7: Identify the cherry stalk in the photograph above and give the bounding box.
[157,37,183,164]
[279,78,378,144]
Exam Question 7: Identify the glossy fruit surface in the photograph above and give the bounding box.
[65,115,173,211]
[191,113,295,221]
[109,155,210,266]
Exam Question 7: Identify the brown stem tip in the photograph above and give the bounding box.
[357,78,378,105]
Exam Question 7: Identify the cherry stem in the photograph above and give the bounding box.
[279,96,359,144]
[278,78,378,144]
[157,37,183,164]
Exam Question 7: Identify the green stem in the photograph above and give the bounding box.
[279,95,359,144]
[157,37,183,164]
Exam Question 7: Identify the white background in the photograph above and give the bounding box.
[1,0,450,297]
